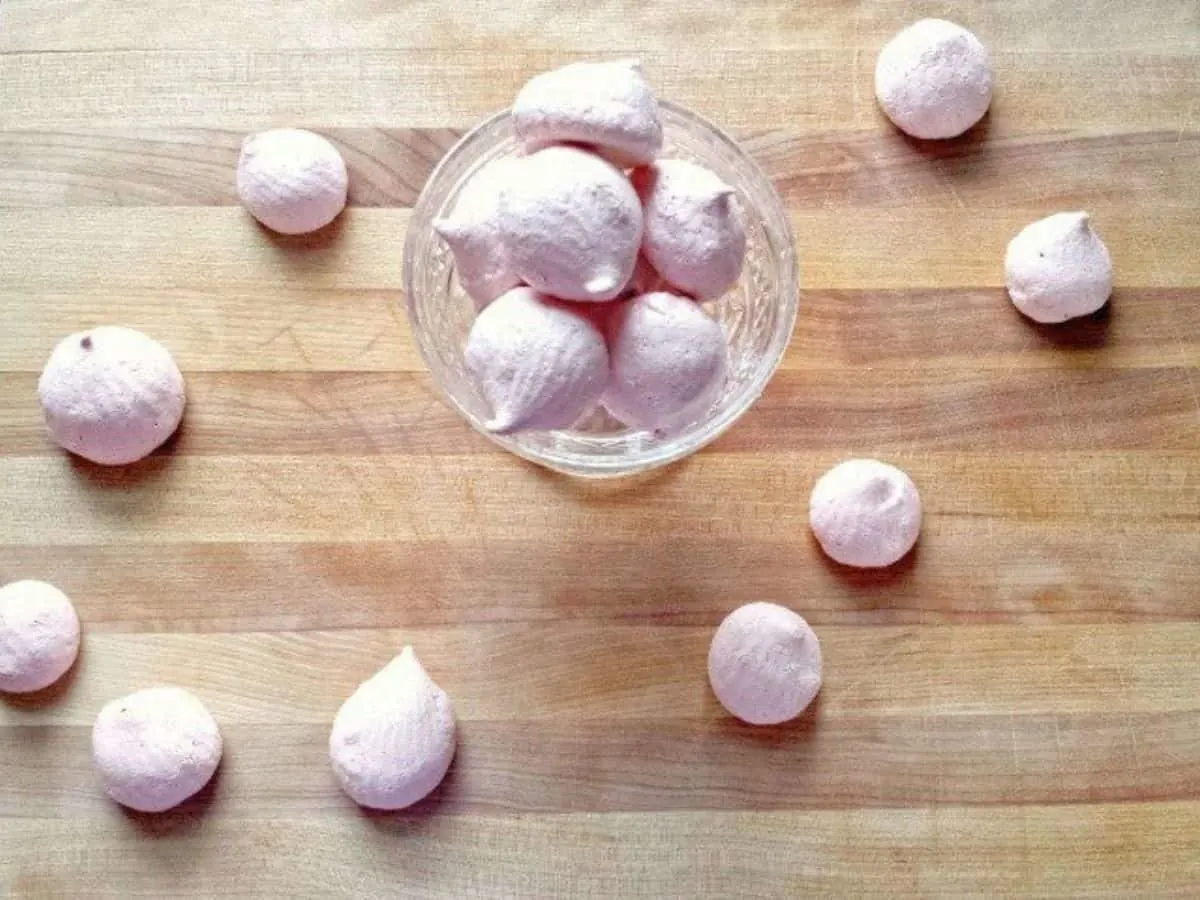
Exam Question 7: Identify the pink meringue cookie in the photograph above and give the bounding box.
[92,686,223,813]
[0,580,81,694]
[1005,212,1113,323]
[603,291,728,434]
[38,326,186,466]
[512,59,663,167]
[434,157,523,308]
[236,128,348,235]
[329,647,456,811]
[465,286,609,434]
[499,146,643,303]
[809,459,922,568]
[708,602,822,726]
[875,19,994,140]
[633,160,747,301]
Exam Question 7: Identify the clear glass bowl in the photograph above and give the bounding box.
[403,100,798,477]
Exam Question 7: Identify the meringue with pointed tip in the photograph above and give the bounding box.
[810,459,922,568]
[0,580,80,694]
[236,128,348,234]
[633,160,746,300]
[1005,212,1113,324]
[39,326,186,466]
[513,59,663,167]
[329,647,456,811]
[603,291,728,434]
[499,146,642,303]
[434,157,523,308]
[92,686,223,813]
[466,287,609,434]
[708,602,822,725]
[875,19,994,140]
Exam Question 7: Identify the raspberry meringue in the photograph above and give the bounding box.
[236,128,348,235]
[0,580,81,694]
[38,326,186,466]
[603,291,728,434]
[499,146,642,303]
[1005,212,1114,324]
[809,459,922,568]
[875,19,994,140]
[633,160,746,300]
[434,157,523,308]
[708,602,823,726]
[465,286,609,433]
[329,647,456,811]
[92,687,223,813]
[512,59,663,167]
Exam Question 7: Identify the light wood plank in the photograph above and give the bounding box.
[2,367,1196,455]
[1,625,1196,727]
[2,710,1200,814]
[3,0,1196,53]
[1,804,1197,897]
[0,207,1196,293]
[1,127,1197,211]
[0,521,1195,631]
[0,288,1197,373]
[0,50,1196,131]
[0,128,459,208]
[0,452,1195,547]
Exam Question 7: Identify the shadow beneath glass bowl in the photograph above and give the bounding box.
[519,450,692,496]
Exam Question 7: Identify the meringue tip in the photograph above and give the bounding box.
[484,412,520,435]
[1071,211,1092,228]
[585,271,621,297]
[703,185,736,208]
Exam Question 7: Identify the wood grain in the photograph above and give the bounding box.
[2,127,1198,210]
[1,0,1198,896]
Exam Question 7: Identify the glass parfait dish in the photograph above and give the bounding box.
[403,100,798,477]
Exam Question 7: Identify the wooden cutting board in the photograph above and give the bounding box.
[1,2,1198,896]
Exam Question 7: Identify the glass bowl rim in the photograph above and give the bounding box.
[402,99,799,478]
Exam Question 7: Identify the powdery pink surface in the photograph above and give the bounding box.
[0,580,80,694]
[633,160,746,301]
[603,291,727,434]
[810,458,923,569]
[236,128,348,235]
[1005,212,1114,323]
[329,647,456,811]
[92,686,222,813]
[708,602,823,726]
[874,19,994,140]
[435,157,523,308]
[499,146,642,303]
[512,59,663,167]
[465,287,609,434]
[38,326,186,466]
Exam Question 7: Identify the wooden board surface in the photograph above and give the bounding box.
[1,1,1198,896]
